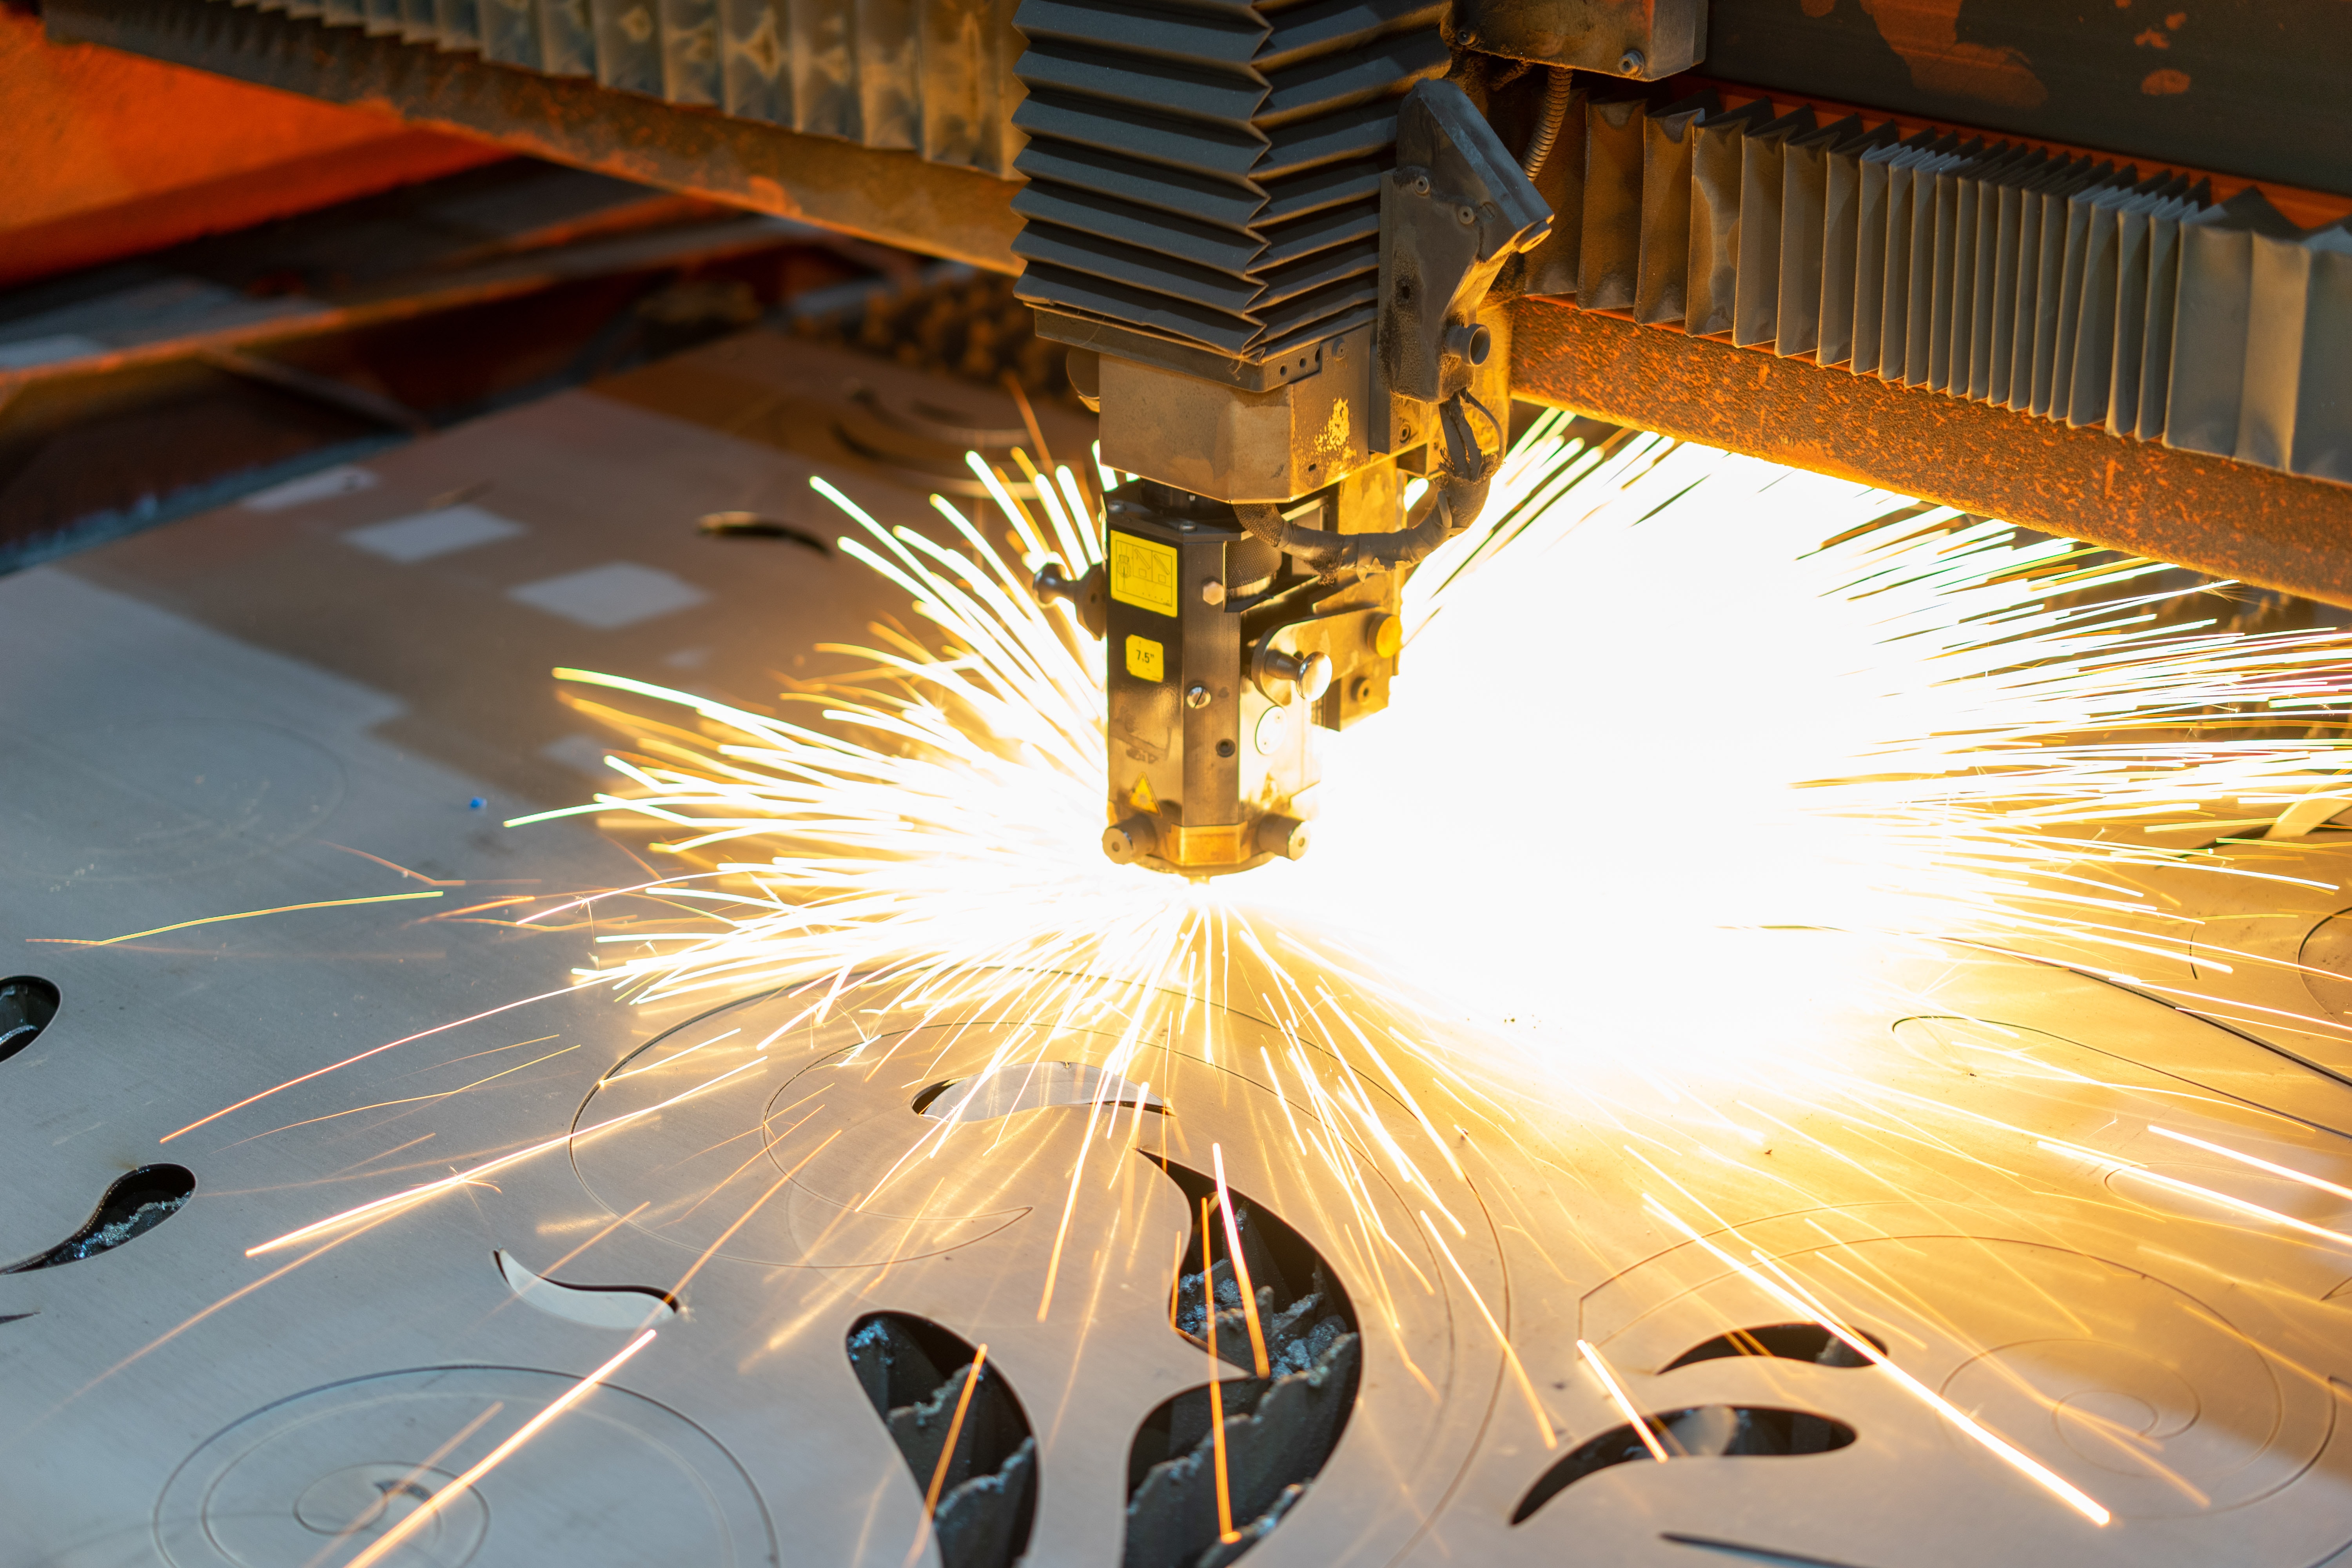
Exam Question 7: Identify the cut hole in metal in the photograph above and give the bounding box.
[4,1163,194,1272]
[1661,1322,1887,1372]
[697,511,831,554]
[493,1249,677,1329]
[0,976,59,1066]
[913,1061,1165,1122]
[1512,1406,1858,1524]
[846,1311,1036,1568]
[1124,1157,1361,1568]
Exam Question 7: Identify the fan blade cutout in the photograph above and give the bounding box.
[4,1164,194,1272]
[1662,1322,1887,1372]
[493,1249,677,1328]
[1123,1158,1361,1568]
[847,1312,1037,1568]
[0,976,59,1067]
[1513,1406,1857,1524]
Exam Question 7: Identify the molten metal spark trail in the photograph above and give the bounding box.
[240,419,2352,1543]
[517,420,2352,1066]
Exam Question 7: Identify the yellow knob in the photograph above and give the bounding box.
[1372,614,1403,659]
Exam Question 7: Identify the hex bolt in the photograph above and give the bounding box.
[1201,579,1226,605]
[1185,683,1212,709]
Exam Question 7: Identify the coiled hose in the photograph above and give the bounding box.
[1520,67,1573,179]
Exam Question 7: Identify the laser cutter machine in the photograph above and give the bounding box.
[33,0,2352,877]
[9,6,2352,1567]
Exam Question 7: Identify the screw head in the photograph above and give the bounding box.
[1412,173,1431,196]
[1185,683,1212,709]
[1201,579,1225,605]
[1618,47,1646,74]
[1456,204,1476,226]
[1102,824,1140,863]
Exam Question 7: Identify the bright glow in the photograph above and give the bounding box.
[525,420,2352,1062]
[250,417,2352,1532]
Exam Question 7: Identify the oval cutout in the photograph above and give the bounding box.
[494,1249,677,1329]
[1662,1322,1887,1373]
[914,1061,1163,1122]
[4,1163,194,1272]
[1513,1406,1858,1524]
[0,976,59,1067]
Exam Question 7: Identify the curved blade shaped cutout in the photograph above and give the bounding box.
[493,1249,677,1328]
[1662,1322,1887,1372]
[913,1061,1164,1122]
[0,976,59,1067]
[1512,1406,1858,1524]
[4,1164,192,1272]
[846,1312,1036,1568]
[1124,1158,1361,1568]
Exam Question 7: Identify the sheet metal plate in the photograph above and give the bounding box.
[4,333,2352,1568]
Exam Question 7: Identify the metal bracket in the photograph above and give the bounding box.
[1376,80,1554,451]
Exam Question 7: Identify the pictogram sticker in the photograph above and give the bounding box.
[1109,532,1179,617]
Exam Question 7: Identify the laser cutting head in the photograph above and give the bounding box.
[1086,481,1405,877]
[1022,80,1553,878]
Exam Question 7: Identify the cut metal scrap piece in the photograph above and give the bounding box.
[492,1249,677,1328]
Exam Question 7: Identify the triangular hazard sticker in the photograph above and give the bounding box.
[1128,774,1156,814]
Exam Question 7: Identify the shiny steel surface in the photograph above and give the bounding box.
[6,334,2352,1567]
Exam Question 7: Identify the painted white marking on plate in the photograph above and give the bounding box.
[344,505,525,563]
[506,562,708,630]
[243,464,382,512]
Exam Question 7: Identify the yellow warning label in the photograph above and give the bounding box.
[1128,774,1157,813]
[1124,634,1165,683]
[1109,532,1179,617]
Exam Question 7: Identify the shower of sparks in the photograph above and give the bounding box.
[200,416,2352,1541]
[510,419,2352,1047]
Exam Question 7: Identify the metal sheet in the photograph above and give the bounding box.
[10,330,2352,1568]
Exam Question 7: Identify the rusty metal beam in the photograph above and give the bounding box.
[1510,297,2352,608]
[41,0,1023,275]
